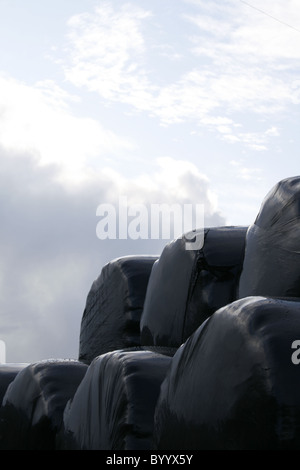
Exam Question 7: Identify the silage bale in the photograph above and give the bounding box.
[59,349,172,450]
[239,176,300,299]
[0,359,88,450]
[0,363,28,406]
[79,255,158,365]
[140,226,247,348]
[154,296,300,450]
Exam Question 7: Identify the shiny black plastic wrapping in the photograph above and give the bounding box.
[0,363,28,406]
[239,176,300,299]
[154,296,300,450]
[0,359,88,450]
[140,226,247,348]
[79,255,158,364]
[59,349,172,450]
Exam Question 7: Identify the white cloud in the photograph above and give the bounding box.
[221,125,281,150]
[229,159,263,181]
[64,3,154,108]
[96,156,223,226]
[60,1,300,151]
[0,74,134,186]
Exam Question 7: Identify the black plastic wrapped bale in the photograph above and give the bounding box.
[79,255,158,365]
[0,363,28,407]
[239,176,300,299]
[59,349,172,450]
[140,226,247,348]
[153,296,300,450]
[0,359,88,450]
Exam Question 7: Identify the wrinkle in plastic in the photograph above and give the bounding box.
[60,349,172,450]
[154,296,300,450]
[140,226,247,348]
[239,176,300,299]
[79,256,158,365]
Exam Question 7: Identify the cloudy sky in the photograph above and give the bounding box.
[0,0,299,363]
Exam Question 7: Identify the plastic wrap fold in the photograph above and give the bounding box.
[140,226,247,348]
[0,359,88,450]
[154,296,300,450]
[239,176,300,299]
[0,363,28,406]
[59,349,172,450]
[79,255,158,364]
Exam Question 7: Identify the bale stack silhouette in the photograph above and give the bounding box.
[1,176,300,450]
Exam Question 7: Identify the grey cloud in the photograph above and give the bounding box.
[0,147,225,363]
